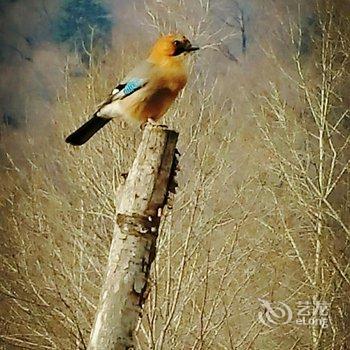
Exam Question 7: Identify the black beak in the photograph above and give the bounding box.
[186,43,200,52]
[174,41,200,56]
[187,46,200,52]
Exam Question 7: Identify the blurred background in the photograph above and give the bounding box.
[0,0,349,349]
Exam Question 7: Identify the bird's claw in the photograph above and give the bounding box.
[140,119,156,130]
[140,119,167,130]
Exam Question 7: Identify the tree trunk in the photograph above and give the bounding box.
[88,124,179,350]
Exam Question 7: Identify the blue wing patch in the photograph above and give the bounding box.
[111,78,147,99]
[123,79,143,95]
[100,76,147,112]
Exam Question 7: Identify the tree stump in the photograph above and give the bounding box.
[88,124,179,350]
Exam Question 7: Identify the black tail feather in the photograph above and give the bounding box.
[65,115,112,146]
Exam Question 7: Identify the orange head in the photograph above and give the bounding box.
[148,34,199,64]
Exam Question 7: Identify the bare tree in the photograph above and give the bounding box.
[254,3,350,348]
[0,1,349,350]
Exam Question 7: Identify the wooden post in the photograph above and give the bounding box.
[88,124,178,350]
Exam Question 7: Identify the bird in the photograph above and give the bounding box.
[65,34,199,146]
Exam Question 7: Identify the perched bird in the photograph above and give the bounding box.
[65,34,199,146]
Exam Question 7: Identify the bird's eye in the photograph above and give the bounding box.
[173,40,181,46]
